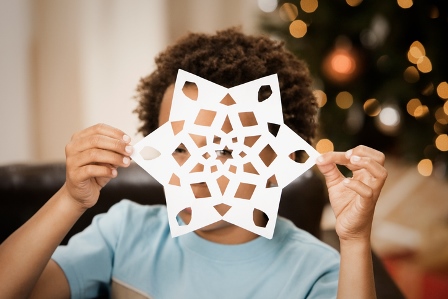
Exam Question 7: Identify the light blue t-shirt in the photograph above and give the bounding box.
[52,200,339,299]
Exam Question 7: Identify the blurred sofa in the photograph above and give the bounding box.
[0,162,404,298]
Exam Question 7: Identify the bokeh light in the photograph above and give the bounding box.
[417,56,432,73]
[403,66,419,83]
[258,0,278,12]
[300,0,318,13]
[316,139,334,153]
[279,3,299,21]
[397,0,413,9]
[408,41,425,64]
[313,90,327,107]
[435,134,448,151]
[322,46,360,83]
[336,91,353,109]
[417,159,433,176]
[437,82,448,99]
[406,98,421,116]
[363,98,381,116]
[435,107,448,125]
[375,105,401,135]
[289,20,307,38]
[346,0,363,7]
[414,105,429,118]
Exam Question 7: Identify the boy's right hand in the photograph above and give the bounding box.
[64,123,133,209]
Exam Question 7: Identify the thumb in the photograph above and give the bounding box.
[316,154,344,188]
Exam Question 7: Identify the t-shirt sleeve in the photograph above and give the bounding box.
[305,251,339,299]
[52,200,129,299]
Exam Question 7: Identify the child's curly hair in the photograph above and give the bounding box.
[135,28,317,145]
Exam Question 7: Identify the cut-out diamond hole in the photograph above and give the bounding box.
[169,173,181,186]
[217,175,230,195]
[260,144,277,167]
[219,93,236,106]
[268,123,281,137]
[243,162,259,175]
[258,85,272,103]
[232,137,238,143]
[210,165,218,173]
[295,150,310,163]
[213,135,221,144]
[191,183,211,199]
[190,163,204,173]
[234,182,256,200]
[176,209,191,225]
[239,111,258,127]
[189,133,206,148]
[239,151,247,158]
[170,120,184,136]
[139,146,161,160]
[221,115,233,134]
[243,135,261,147]
[253,208,269,228]
[194,109,216,126]
[172,143,190,166]
[214,204,232,216]
[182,81,198,101]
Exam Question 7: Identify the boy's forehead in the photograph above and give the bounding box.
[132,69,320,239]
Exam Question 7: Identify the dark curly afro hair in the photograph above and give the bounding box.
[135,28,318,146]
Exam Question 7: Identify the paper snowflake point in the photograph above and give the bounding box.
[131,69,319,239]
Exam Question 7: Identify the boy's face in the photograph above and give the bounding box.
[158,84,276,241]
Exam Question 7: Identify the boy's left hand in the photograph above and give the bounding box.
[316,145,388,242]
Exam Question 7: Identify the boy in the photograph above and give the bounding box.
[0,28,387,298]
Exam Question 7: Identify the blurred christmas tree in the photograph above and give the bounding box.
[259,0,448,178]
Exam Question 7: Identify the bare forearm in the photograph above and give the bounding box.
[337,238,376,299]
[0,185,86,299]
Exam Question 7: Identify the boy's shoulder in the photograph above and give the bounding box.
[275,216,340,258]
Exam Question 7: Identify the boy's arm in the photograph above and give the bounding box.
[316,145,387,299]
[0,124,132,299]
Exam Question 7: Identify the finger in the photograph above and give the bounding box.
[346,155,388,181]
[71,123,131,144]
[66,134,133,157]
[69,164,118,184]
[68,148,131,169]
[342,178,374,201]
[316,154,345,187]
[346,145,385,165]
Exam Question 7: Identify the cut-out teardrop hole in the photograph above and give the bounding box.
[253,208,269,228]
[176,208,192,225]
[140,146,161,160]
[182,81,198,101]
[294,150,310,163]
[268,123,281,137]
[258,85,272,102]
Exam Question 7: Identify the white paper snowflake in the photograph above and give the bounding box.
[131,69,319,239]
